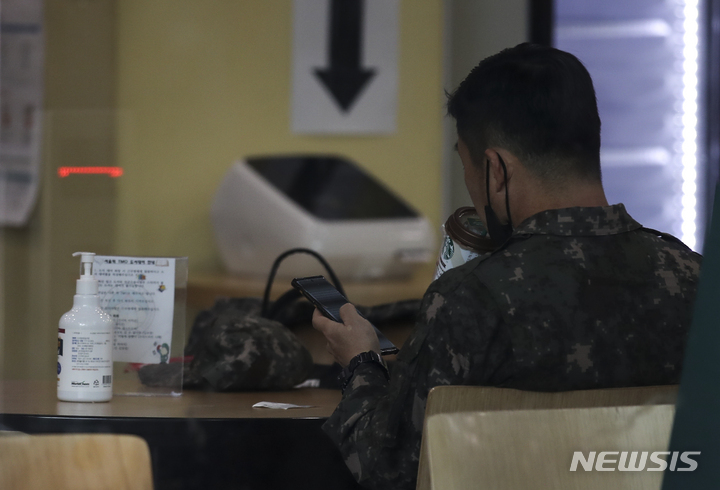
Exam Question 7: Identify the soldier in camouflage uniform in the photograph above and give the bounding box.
[313,43,702,489]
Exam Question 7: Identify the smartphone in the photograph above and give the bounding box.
[291,275,399,356]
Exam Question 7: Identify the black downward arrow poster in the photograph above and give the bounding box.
[314,0,376,112]
[292,0,399,134]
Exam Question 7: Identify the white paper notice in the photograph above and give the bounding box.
[291,0,399,134]
[94,256,176,364]
[0,0,45,226]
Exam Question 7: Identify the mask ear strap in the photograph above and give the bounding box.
[485,155,491,206]
[497,154,513,227]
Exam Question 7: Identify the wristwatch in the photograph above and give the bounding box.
[340,351,390,393]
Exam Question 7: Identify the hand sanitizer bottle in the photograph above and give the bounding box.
[57,252,114,402]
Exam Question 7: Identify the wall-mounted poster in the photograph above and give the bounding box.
[292,0,399,134]
[0,0,44,226]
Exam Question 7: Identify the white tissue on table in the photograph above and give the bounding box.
[252,401,315,410]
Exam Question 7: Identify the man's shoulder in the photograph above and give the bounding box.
[622,228,702,282]
[636,227,702,259]
[428,254,493,297]
[429,226,702,300]
[425,221,702,296]
[427,237,549,296]
[416,260,496,327]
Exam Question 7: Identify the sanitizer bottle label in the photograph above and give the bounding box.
[57,327,113,391]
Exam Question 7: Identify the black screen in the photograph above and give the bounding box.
[247,155,417,220]
[293,276,348,322]
[292,276,398,354]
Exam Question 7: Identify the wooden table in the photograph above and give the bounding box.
[0,380,360,490]
[1,379,341,419]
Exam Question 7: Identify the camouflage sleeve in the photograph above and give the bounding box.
[322,271,511,490]
[321,362,395,485]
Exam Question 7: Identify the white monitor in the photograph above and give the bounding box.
[211,155,435,280]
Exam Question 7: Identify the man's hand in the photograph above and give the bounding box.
[312,303,382,367]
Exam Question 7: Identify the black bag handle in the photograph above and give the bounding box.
[260,248,346,318]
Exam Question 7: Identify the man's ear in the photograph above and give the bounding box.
[484,148,513,194]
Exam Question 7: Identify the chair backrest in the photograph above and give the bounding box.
[0,433,154,490]
[416,385,678,490]
[425,404,675,490]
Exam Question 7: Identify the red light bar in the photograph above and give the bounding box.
[57,166,124,178]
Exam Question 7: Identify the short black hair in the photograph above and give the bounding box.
[447,43,602,183]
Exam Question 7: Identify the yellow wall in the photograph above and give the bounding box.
[1,0,444,380]
[1,0,118,380]
[114,0,445,272]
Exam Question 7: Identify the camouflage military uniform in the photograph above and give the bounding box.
[323,204,702,490]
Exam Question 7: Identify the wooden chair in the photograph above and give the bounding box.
[425,404,675,490]
[0,433,154,490]
[416,385,678,490]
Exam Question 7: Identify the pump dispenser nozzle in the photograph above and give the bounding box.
[72,251,98,295]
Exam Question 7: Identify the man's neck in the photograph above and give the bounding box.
[512,180,609,226]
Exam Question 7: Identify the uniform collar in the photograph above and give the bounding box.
[513,204,642,237]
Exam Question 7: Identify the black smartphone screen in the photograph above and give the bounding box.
[291,276,347,322]
[291,275,399,355]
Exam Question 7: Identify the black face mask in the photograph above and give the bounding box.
[484,154,513,247]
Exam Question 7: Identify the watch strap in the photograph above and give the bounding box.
[340,351,389,393]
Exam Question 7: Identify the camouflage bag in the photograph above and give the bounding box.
[182,296,314,391]
[182,248,338,391]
